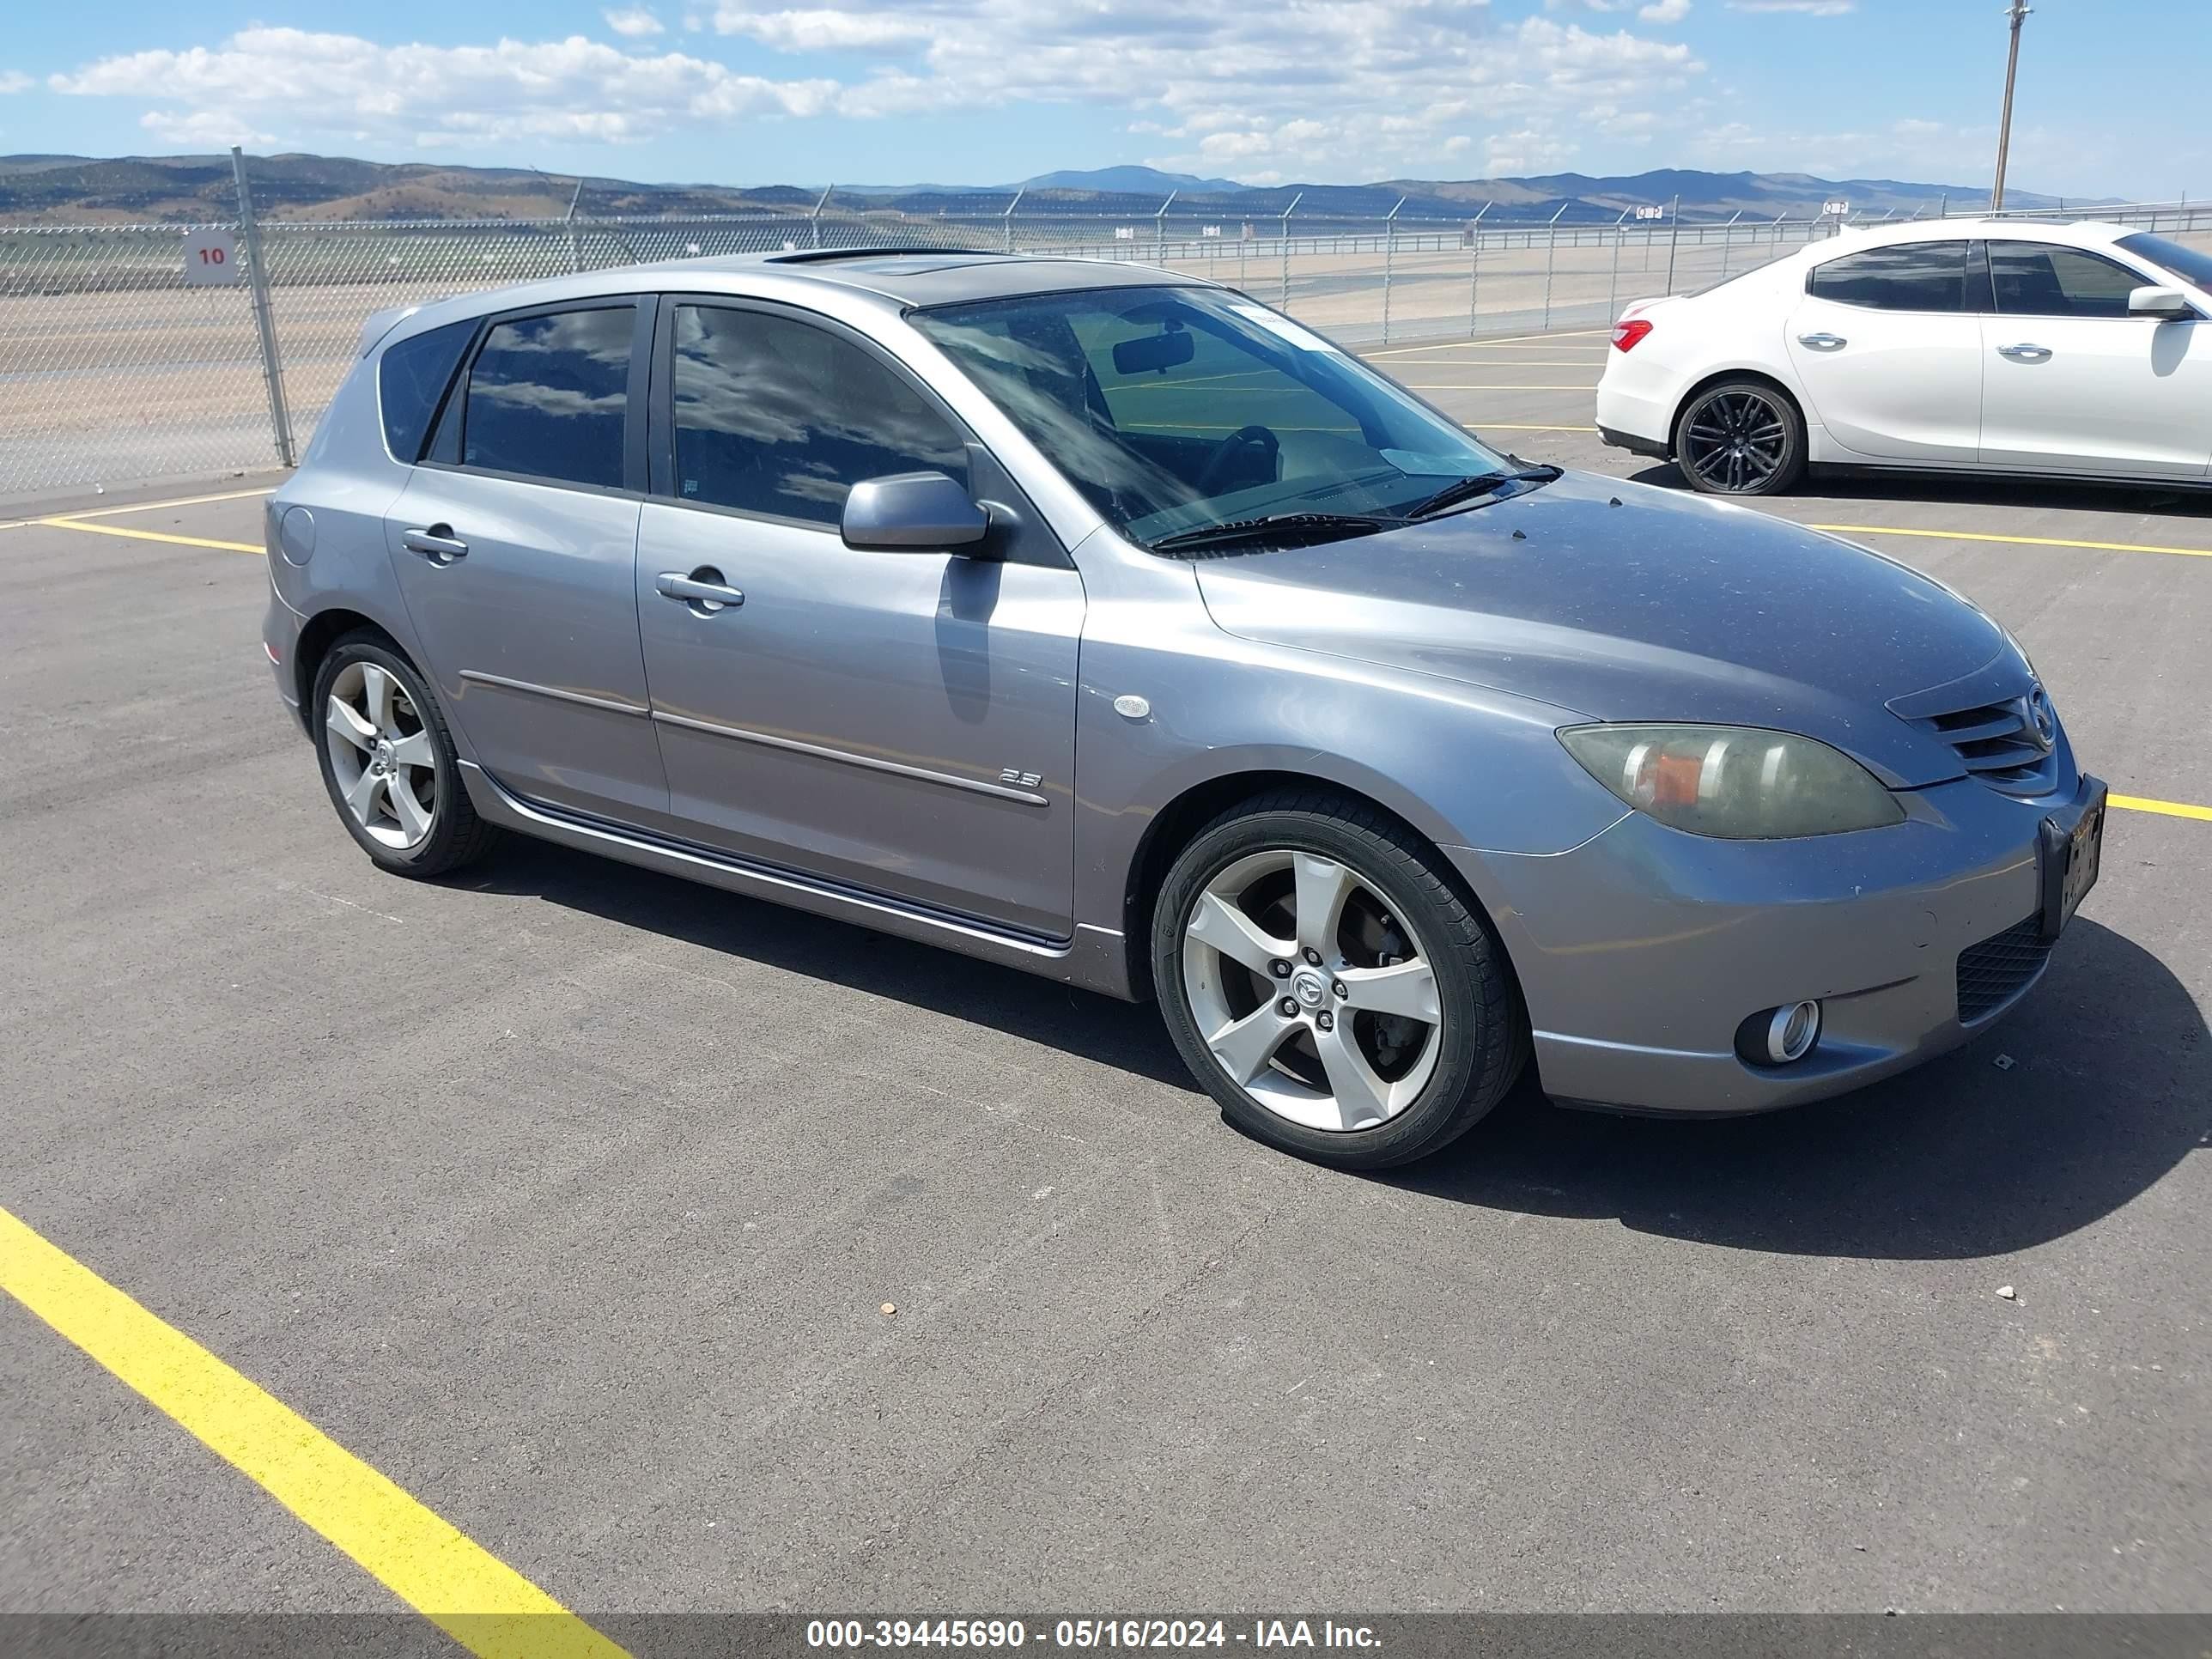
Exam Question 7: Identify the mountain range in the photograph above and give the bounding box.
[0,154,2106,227]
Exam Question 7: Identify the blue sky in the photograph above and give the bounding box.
[0,2,2201,198]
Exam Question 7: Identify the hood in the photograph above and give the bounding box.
[1194,471,2016,788]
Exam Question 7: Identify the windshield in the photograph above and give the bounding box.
[908,286,1511,549]
[2116,231,2212,294]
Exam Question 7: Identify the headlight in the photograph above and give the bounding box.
[1559,724,1905,839]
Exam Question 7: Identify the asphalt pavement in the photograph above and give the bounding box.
[1,341,2207,1627]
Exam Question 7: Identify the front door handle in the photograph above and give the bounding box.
[1796,331,1848,350]
[656,568,745,613]
[1996,343,2053,362]
[402,526,468,562]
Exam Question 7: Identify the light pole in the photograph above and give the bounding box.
[1990,3,2032,210]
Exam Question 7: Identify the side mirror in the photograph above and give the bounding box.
[841,471,991,553]
[2129,284,2193,319]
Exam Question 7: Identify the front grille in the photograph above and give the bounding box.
[1956,915,2051,1022]
[1907,694,2057,798]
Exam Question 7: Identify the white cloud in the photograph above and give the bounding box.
[52,27,838,149]
[1638,0,1691,21]
[1726,1,1854,13]
[604,7,665,36]
[51,9,1706,181]
[140,108,276,148]
[0,70,33,93]
[714,6,931,51]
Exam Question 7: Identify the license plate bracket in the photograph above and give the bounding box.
[2038,777,2106,943]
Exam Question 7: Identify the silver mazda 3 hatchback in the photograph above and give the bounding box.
[264,249,2106,1168]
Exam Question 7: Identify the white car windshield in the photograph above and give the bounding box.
[910,286,1516,550]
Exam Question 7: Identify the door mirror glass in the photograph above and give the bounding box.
[2129,284,2192,319]
[842,471,991,551]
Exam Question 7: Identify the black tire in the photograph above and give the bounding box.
[310,632,498,878]
[1151,789,1526,1170]
[1673,379,1807,496]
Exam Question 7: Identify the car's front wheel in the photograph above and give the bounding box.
[1152,791,1526,1169]
[312,634,497,878]
[1674,380,1807,495]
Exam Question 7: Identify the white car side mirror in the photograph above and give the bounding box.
[2128,284,2194,319]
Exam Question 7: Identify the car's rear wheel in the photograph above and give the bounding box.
[1674,380,1806,495]
[312,634,497,878]
[1152,791,1525,1169]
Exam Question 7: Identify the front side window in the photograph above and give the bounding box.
[460,307,633,489]
[1806,241,1971,312]
[378,319,475,463]
[1990,240,2148,317]
[670,306,969,525]
[2117,231,2212,295]
[908,286,1511,548]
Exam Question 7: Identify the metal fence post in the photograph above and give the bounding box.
[1279,192,1301,310]
[1380,196,1404,343]
[1540,202,1568,330]
[1716,209,1743,283]
[1467,201,1491,337]
[1154,190,1176,265]
[564,179,586,273]
[1663,194,1681,295]
[1000,186,1024,254]
[1606,208,1629,324]
[229,147,295,471]
[809,184,833,249]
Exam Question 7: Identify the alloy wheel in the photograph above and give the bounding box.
[1180,849,1444,1133]
[325,661,438,849]
[1681,388,1788,493]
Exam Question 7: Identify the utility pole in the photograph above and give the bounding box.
[1990,3,2032,210]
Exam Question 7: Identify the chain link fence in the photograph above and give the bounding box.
[3,167,2208,501]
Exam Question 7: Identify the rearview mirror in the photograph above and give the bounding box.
[1112,328,1195,375]
[2129,284,2193,319]
[842,471,991,552]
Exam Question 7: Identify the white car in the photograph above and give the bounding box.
[1595,217,2212,495]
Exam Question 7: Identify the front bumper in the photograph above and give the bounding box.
[1450,769,2100,1115]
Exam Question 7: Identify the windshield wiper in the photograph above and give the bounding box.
[1148,511,1402,556]
[1403,465,1563,522]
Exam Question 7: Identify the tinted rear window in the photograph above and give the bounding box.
[1806,240,1970,312]
[377,319,476,464]
[461,307,634,489]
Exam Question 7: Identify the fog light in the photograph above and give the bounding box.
[1765,1000,1820,1064]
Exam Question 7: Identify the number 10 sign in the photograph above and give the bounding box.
[184,228,241,286]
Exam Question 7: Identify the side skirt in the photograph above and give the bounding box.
[456,760,1137,1000]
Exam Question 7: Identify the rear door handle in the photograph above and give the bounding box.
[401,526,468,562]
[1996,343,2052,362]
[656,568,745,612]
[1796,331,1848,349]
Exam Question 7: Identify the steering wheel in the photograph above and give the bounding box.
[1195,424,1280,495]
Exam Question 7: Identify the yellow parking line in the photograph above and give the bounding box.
[1,485,275,532]
[2111,793,2212,823]
[1806,521,2212,560]
[1367,328,1607,357]
[0,1203,628,1659]
[37,519,262,555]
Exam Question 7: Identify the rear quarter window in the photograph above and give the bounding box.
[376,319,477,464]
[1805,240,1971,312]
